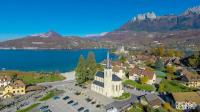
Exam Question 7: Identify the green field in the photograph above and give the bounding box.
[0,71,65,84]
[123,80,154,91]
[113,92,131,100]
[16,103,40,112]
[158,79,196,92]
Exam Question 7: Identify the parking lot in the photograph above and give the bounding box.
[31,81,114,112]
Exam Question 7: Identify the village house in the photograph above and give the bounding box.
[180,69,200,88]
[115,46,128,54]
[0,80,26,98]
[129,67,156,85]
[0,75,11,87]
[106,95,138,112]
[140,94,163,109]
[91,52,124,97]
[172,92,200,110]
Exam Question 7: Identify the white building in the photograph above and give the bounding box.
[0,75,11,87]
[129,67,156,85]
[116,46,128,54]
[172,92,200,110]
[91,52,124,97]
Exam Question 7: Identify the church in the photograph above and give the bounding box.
[91,52,124,97]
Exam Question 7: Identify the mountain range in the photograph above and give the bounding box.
[1,6,200,49]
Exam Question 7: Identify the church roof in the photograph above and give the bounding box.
[93,80,104,87]
[96,71,104,78]
[112,74,121,81]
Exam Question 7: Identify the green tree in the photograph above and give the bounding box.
[153,47,164,57]
[166,49,174,57]
[139,76,148,84]
[175,50,184,57]
[119,55,126,64]
[188,53,200,67]
[162,103,171,111]
[158,82,165,92]
[86,52,97,80]
[166,65,175,74]
[154,57,164,70]
[75,55,86,84]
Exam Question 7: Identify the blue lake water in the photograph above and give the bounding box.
[0,49,117,72]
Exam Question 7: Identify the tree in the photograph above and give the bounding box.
[154,57,164,70]
[158,82,165,92]
[75,55,86,84]
[139,76,148,84]
[166,65,175,74]
[96,64,104,71]
[119,55,126,64]
[153,47,164,57]
[175,50,184,57]
[166,49,174,57]
[188,53,200,67]
[162,103,171,111]
[86,52,97,80]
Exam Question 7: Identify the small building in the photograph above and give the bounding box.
[181,70,200,88]
[0,80,26,98]
[140,94,163,109]
[0,75,11,87]
[91,52,124,97]
[112,66,126,79]
[129,67,156,85]
[106,95,138,112]
[172,92,200,110]
[115,46,128,54]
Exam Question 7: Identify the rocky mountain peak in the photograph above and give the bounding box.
[183,6,200,15]
[131,12,156,22]
[30,30,62,38]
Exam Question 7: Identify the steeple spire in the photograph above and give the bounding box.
[106,51,111,69]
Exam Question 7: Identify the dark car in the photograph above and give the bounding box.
[77,107,84,112]
[53,96,60,100]
[43,109,52,112]
[40,106,49,111]
[84,109,89,112]
[91,101,96,104]
[67,100,74,104]
[72,102,78,106]
[63,96,70,100]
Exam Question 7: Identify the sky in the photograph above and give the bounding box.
[0,0,200,41]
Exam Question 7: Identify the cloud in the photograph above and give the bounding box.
[85,32,108,37]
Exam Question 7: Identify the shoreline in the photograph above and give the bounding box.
[61,71,75,81]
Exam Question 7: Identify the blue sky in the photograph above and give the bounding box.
[0,0,200,41]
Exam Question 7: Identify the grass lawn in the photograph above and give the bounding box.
[113,92,131,100]
[158,79,197,92]
[123,80,154,91]
[128,105,143,112]
[39,89,64,101]
[16,103,40,112]
[0,71,65,84]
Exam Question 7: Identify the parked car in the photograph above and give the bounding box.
[72,102,78,106]
[91,101,96,104]
[40,106,49,111]
[43,109,52,112]
[77,107,84,112]
[84,109,89,112]
[63,96,70,100]
[53,96,60,100]
[67,100,74,104]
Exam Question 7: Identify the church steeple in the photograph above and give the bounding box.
[106,51,111,69]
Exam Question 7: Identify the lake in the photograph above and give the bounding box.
[0,49,117,72]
